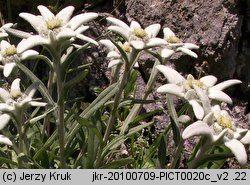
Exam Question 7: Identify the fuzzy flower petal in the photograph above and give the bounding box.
[10,79,21,98]
[17,36,48,53]
[176,47,198,58]
[29,101,47,107]
[155,65,185,84]
[240,131,250,144]
[130,21,141,29]
[0,103,15,112]
[157,84,184,97]
[67,12,98,31]
[146,38,167,48]
[200,75,217,87]
[144,24,161,38]
[210,80,242,91]
[208,89,233,104]
[182,43,199,49]
[108,26,130,40]
[108,59,123,68]
[1,40,12,50]
[3,63,16,77]
[0,88,11,102]
[161,48,175,58]
[224,139,247,166]
[21,50,39,60]
[182,121,212,140]
[130,40,145,50]
[0,135,12,146]
[56,28,76,41]
[19,13,46,33]
[0,114,11,130]
[188,99,205,120]
[56,6,75,25]
[106,17,130,31]
[99,39,115,50]
[37,5,55,20]
[76,34,98,45]
[163,27,175,39]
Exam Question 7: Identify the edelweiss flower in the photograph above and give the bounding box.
[0,78,47,119]
[161,27,199,59]
[107,17,167,50]
[0,23,13,39]
[155,65,241,119]
[182,105,250,165]
[0,40,38,77]
[99,39,139,68]
[18,5,98,49]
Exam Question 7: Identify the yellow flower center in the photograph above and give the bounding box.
[185,79,205,90]
[46,19,62,30]
[133,28,148,39]
[121,42,132,53]
[11,89,22,99]
[217,115,233,129]
[166,36,182,43]
[5,46,17,56]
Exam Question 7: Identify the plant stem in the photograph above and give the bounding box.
[121,59,162,134]
[96,50,139,167]
[170,138,184,168]
[53,52,66,168]
[42,70,55,138]
[188,140,210,169]
[166,96,182,168]
[103,64,130,144]
[15,111,27,168]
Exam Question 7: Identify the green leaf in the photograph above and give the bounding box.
[16,61,55,105]
[100,158,134,169]
[65,83,119,148]
[102,121,154,159]
[170,117,181,146]
[60,69,88,103]
[29,106,57,124]
[0,157,18,166]
[76,117,103,145]
[33,130,57,161]
[35,55,53,69]
[158,136,167,168]
[124,70,138,98]
[109,38,129,64]
[144,125,170,165]
[61,43,91,76]
[120,109,162,134]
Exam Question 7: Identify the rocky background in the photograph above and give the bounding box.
[0,0,250,167]
[2,0,249,109]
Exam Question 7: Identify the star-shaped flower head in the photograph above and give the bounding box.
[19,5,98,48]
[0,23,13,39]
[160,27,199,59]
[107,17,167,50]
[0,40,38,77]
[99,39,138,68]
[0,78,47,119]
[182,105,250,166]
[155,65,241,119]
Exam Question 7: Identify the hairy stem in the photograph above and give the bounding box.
[53,51,66,168]
[121,59,162,134]
[96,50,139,167]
